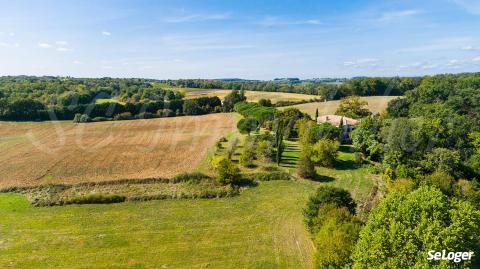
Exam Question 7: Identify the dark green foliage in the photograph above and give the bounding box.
[234,102,276,124]
[350,115,382,161]
[183,97,221,115]
[67,194,126,205]
[304,186,356,233]
[313,204,362,269]
[386,97,409,117]
[247,171,290,181]
[352,186,480,268]
[222,90,246,112]
[258,98,272,107]
[237,117,259,135]
[172,172,211,183]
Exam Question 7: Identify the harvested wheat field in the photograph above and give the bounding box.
[184,89,318,104]
[281,96,400,117]
[0,114,235,188]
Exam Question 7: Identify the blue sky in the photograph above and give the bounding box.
[1,0,480,79]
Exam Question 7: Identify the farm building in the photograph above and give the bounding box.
[317,115,359,143]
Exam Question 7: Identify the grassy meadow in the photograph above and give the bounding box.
[0,180,316,269]
[281,96,400,117]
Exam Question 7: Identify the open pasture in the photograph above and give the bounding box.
[0,114,235,188]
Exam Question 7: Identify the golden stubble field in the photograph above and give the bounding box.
[0,113,236,188]
[184,89,317,103]
[281,96,400,117]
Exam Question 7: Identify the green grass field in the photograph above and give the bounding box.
[0,181,316,269]
[95,98,126,105]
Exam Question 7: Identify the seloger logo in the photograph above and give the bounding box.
[427,250,474,263]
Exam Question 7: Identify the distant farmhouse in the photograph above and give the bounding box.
[317,115,359,143]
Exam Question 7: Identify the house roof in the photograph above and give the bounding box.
[316,115,359,127]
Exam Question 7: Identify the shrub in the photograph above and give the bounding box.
[157,109,174,117]
[311,138,340,167]
[422,171,456,196]
[304,186,356,233]
[237,117,259,135]
[92,116,111,122]
[66,194,126,205]
[172,172,211,183]
[257,140,274,163]
[73,113,92,123]
[313,204,362,269]
[136,112,158,119]
[216,159,241,185]
[297,147,316,179]
[226,138,239,160]
[114,112,133,120]
[240,136,256,167]
[248,171,290,181]
[258,98,272,107]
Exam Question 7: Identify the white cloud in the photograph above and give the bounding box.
[73,60,81,64]
[379,10,421,21]
[397,37,475,53]
[38,43,52,48]
[462,45,480,51]
[102,31,111,36]
[344,58,379,68]
[258,16,321,26]
[473,56,480,62]
[422,64,439,69]
[56,47,72,52]
[0,42,19,48]
[452,0,480,15]
[164,13,231,23]
[56,41,68,45]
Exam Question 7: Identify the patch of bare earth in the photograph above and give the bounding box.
[0,114,235,188]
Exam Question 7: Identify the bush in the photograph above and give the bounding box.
[136,112,158,119]
[248,171,290,181]
[237,117,259,135]
[258,98,272,107]
[226,138,239,159]
[216,159,241,185]
[297,147,316,179]
[92,116,111,122]
[304,186,356,233]
[73,113,92,123]
[172,172,211,183]
[422,171,456,196]
[66,194,126,205]
[157,109,175,117]
[114,112,133,121]
[257,140,274,163]
[311,138,340,167]
[313,204,362,269]
[240,136,256,167]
